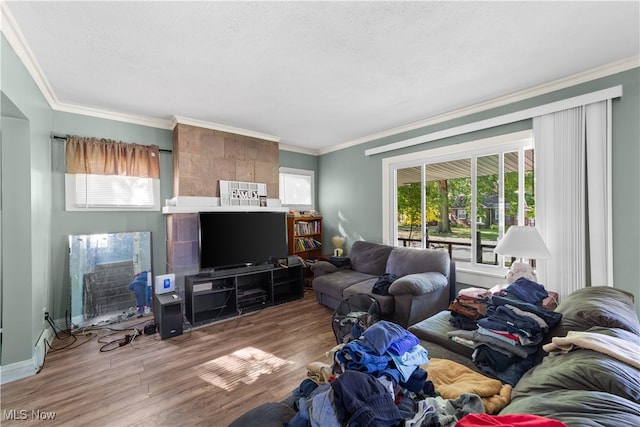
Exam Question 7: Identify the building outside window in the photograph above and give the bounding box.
[385,130,534,276]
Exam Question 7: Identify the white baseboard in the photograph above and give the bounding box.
[0,324,55,385]
[0,358,36,384]
[33,325,55,369]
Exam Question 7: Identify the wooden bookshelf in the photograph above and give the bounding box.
[287,215,322,260]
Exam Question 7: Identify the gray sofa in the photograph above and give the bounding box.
[311,241,455,328]
[409,286,640,426]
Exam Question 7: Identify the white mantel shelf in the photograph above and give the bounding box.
[162,196,288,214]
[162,205,289,214]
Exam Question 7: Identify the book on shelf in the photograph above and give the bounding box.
[294,220,321,235]
[295,237,322,251]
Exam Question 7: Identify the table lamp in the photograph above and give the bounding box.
[494,226,551,283]
[332,235,346,257]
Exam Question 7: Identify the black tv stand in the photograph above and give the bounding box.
[214,263,251,271]
[198,263,276,279]
[185,264,303,326]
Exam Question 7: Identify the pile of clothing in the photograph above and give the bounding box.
[448,287,492,331]
[448,278,563,386]
[286,314,569,426]
[289,320,488,427]
[334,320,431,393]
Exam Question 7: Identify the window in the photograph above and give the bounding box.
[64,135,161,211]
[385,130,534,275]
[65,174,160,211]
[279,167,315,211]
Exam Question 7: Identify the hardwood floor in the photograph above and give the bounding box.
[1,289,336,426]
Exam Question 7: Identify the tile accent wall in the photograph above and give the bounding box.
[166,124,280,291]
[172,123,279,197]
[166,213,199,291]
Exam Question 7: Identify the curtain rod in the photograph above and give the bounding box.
[51,133,172,154]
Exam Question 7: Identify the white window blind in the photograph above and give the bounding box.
[64,135,161,212]
[279,167,314,210]
[66,174,160,211]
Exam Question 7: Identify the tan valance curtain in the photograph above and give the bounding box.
[65,135,160,179]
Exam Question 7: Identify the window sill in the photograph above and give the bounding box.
[456,266,507,288]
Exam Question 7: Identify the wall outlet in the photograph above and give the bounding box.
[43,308,49,321]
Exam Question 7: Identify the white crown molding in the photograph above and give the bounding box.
[366,85,623,156]
[1,1,58,107]
[1,2,280,139]
[55,102,174,130]
[278,143,319,156]
[321,55,640,155]
[171,116,280,143]
[3,0,637,156]
[318,138,369,156]
[1,2,173,130]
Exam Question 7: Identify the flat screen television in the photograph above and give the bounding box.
[198,211,289,271]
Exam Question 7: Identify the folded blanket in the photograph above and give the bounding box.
[448,329,532,358]
[423,358,512,414]
[542,330,640,369]
[306,361,332,384]
[457,287,492,301]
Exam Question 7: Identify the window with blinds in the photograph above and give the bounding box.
[65,173,160,211]
[279,167,314,211]
[63,135,161,212]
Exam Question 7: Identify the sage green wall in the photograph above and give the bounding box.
[317,120,530,246]
[50,112,173,322]
[2,34,174,367]
[1,35,54,365]
[317,68,640,314]
[2,27,318,368]
[2,24,639,370]
[279,149,319,173]
[2,25,317,369]
[1,115,33,366]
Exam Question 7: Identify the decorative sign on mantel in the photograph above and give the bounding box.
[219,180,267,207]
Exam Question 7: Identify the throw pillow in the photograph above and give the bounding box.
[388,272,447,296]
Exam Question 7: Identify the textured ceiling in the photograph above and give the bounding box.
[4,1,639,152]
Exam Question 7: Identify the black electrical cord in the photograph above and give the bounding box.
[36,314,95,374]
[99,339,123,352]
[95,321,158,351]
[214,288,236,321]
[98,329,140,352]
[45,315,96,350]
[44,310,189,355]
[36,310,165,375]
[47,315,63,340]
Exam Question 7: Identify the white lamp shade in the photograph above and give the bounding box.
[332,235,346,249]
[494,226,551,260]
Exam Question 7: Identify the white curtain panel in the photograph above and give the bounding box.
[585,101,613,286]
[534,100,612,300]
